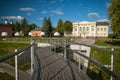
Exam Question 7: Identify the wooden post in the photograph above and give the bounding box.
[31,41,34,75]
[79,57,81,70]
[64,39,67,59]
[15,49,19,80]
[110,48,114,80]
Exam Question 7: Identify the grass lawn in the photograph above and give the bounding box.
[0,42,29,57]
[0,41,30,79]
[0,72,15,80]
[95,39,120,47]
[87,39,120,80]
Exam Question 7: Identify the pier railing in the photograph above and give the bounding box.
[0,41,41,80]
[66,42,120,80]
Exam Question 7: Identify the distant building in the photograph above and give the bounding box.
[72,21,109,38]
[5,19,8,24]
[0,24,13,38]
[31,28,45,37]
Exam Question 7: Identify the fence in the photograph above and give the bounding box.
[0,41,39,80]
[1,38,120,80]
[66,42,120,80]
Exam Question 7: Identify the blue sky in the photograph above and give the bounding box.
[0,0,110,27]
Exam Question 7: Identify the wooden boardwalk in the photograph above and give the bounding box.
[36,47,90,80]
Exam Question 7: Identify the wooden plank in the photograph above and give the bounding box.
[36,47,90,80]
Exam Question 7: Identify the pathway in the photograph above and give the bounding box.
[0,62,30,80]
[35,47,90,80]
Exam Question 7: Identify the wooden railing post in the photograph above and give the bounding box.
[110,48,114,80]
[15,49,19,80]
[31,41,35,75]
[64,39,67,59]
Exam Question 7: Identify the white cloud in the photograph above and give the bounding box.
[1,16,24,20]
[88,13,99,18]
[51,9,63,15]
[16,16,24,20]
[41,10,47,14]
[97,19,109,22]
[38,17,44,21]
[19,8,35,11]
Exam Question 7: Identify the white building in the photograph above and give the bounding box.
[72,21,109,38]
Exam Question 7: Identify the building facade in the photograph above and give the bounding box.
[72,21,109,38]
[31,28,45,37]
[0,25,13,38]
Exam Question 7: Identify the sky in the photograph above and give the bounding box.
[0,0,110,27]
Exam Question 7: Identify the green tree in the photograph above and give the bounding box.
[21,18,28,36]
[47,17,53,35]
[42,17,53,37]
[30,23,37,30]
[56,19,64,36]
[63,20,73,34]
[15,21,21,32]
[107,0,120,38]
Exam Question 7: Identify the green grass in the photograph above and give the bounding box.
[88,39,120,80]
[0,72,15,80]
[0,42,29,57]
[95,39,120,47]
[90,48,111,65]
[88,48,111,80]
[19,62,31,71]
[0,42,29,66]
[95,39,110,46]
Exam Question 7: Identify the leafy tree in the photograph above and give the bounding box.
[0,18,37,37]
[56,19,64,36]
[30,23,37,30]
[63,20,73,34]
[47,17,53,34]
[107,0,120,38]
[15,21,21,32]
[42,17,53,37]
[21,18,28,36]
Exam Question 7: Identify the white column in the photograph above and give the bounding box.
[15,49,19,80]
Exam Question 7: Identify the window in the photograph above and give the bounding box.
[86,27,89,31]
[83,27,85,31]
[80,27,82,31]
[74,28,77,31]
[97,28,99,31]
[101,28,103,31]
[104,28,106,31]
[92,28,94,31]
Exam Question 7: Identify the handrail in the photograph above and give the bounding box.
[0,43,35,63]
[73,50,120,80]
[67,42,120,80]
[70,42,120,55]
